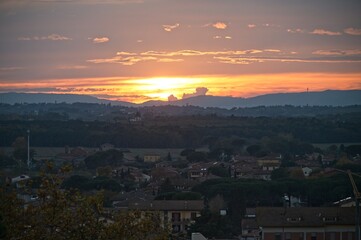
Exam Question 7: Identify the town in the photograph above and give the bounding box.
[1,103,361,239]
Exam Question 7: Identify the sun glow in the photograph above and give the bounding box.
[129,77,203,100]
[1,73,360,104]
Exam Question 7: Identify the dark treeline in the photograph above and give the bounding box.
[0,113,361,148]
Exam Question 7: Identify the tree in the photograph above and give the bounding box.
[84,149,123,169]
[0,166,169,240]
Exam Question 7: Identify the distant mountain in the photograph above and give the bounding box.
[140,90,361,108]
[0,92,135,107]
[1,90,360,108]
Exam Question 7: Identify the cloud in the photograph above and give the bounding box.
[0,67,25,71]
[247,24,256,28]
[310,29,341,36]
[162,23,180,32]
[92,37,109,43]
[87,49,286,66]
[5,0,144,5]
[312,49,361,56]
[344,28,361,36]
[214,56,361,65]
[212,22,227,29]
[182,87,209,99]
[18,34,72,41]
[213,35,232,39]
[287,28,305,34]
[87,55,157,65]
[157,58,184,63]
[56,65,89,70]
[168,94,178,101]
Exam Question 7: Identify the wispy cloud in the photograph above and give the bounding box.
[3,0,144,5]
[18,34,72,41]
[310,29,341,36]
[162,23,180,32]
[92,37,109,43]
[287,28,305,34]
[214,56,361,65]
[87,55,157,65]
[312,49,361,56]
[87,49,284,66]
[213,35,232,40]
[157,58,184,63]
[0,66,25,71]
[344,27,361,36]
[87,48,361,67]
[56,65,89,70]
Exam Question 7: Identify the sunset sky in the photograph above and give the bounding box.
[0,0,360,103]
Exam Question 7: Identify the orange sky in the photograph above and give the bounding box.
[1,73,360,103]
[0,1,360,103]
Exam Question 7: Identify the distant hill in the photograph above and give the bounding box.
[1,90,360,108]
[141,90,361,108]
[0,92,135,107]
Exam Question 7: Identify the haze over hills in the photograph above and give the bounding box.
[1,90,360,108]
[0,92,136,107]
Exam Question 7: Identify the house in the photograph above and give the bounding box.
[144,153,161,163]
[187,162,220,180]
[302,167,313,177]
[257,159,281,171]
[11,175,30,188]
[128,200,204,234]
[99,143,114,151]
[243,207,357,240]
[241,208,261,240]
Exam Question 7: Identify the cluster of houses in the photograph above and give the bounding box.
[4,143,361,239]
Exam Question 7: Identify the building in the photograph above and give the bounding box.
[242,207,357,240]
[128,200,204,234]
[144,153,161,163]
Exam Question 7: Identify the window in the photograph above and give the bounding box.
[274,233,281,240]
[172,212,180,222]
[299,232,304,240]
[285,233,291,240]
[311,232,317,240]
[191,212,197,220]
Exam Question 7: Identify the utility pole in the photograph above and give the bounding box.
[335,168,360,240]
[348,170,360,240]
[27,129,30,169]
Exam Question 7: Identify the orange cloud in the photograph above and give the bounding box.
[18,34,72,41]
[162,23,180,32]
[212,22,227,29]
[92,37,109,43]
[312,49,361,56]
[344,28,361,36]
[310,29,341,36]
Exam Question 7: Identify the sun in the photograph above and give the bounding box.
[131,77,203,100]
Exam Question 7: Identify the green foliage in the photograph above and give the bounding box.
[84,149,123,169]
[208,166,230,178]
[271,168,289,180]
[62,175,122,192]
[0,168,169,240]
[159,178,175,194]
[186,151,207,162]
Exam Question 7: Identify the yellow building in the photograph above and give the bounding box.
[129,200,204,233]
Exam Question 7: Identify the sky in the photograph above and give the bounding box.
[0,0,360,103]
